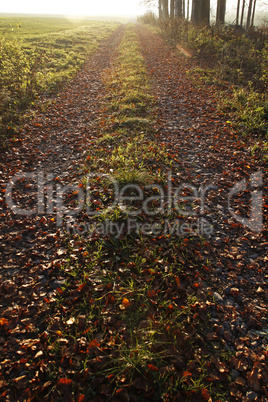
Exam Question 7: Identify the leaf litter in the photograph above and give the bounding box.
[0,23,267,401]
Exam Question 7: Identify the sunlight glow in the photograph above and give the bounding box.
[0,0,147,17]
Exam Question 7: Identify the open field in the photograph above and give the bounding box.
[0,16,119,141]
[0,16,95,36]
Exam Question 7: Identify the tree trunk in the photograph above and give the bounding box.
[240,0,245,26]
[246,0,254,29]
[187,0,190,20]
[251,0,257,27]
[236,0,240,25]
[170,0,175,18]
[163,0,169,18]
[175,0,183,17]
[216,0,226,24]
[192,0,210,24]
[159,0,163,18]
[191,0,200,23]
[182,0,185,18]
[201,0,210,24]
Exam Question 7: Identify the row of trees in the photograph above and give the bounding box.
[142,0,258,28]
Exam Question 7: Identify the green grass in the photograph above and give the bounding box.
[42,24,230,401]
[0,16,88,36]
[0,16,119,144]
[0,16,120,39]
[85,24,172,212]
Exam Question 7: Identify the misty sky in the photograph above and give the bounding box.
[0,0,266,23]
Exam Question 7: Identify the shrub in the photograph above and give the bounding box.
[137,11,157,26]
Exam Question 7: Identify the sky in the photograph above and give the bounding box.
[0,0,147,17]
[0,0,266,22]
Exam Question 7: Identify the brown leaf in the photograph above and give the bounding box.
[147,364,158,372]
[247,365,261,392]
[235,376,246,386]
[206,332,218,341]
[230,355,248,371]
[58,378,73,386]
[88,339,100,349]
[14,375,27,390]
[230,383,242,398]
[34,350,43,359]
[66,317,75,325]
[122,298,131,308]
[0,318,8,326]
[215,360,229,373]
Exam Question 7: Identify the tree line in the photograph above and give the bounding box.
[142,0,259,29]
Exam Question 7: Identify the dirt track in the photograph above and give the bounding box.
[0,23,267,401]
[137,24,267,313]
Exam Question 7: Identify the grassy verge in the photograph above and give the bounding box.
[39,24,230,401]
[0,17,119,144]
[143,17,268,160]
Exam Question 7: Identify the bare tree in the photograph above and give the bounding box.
[202,0,210,23]
[216,0,226,24]
[170,0,175,18]
[182,0,186,18]
[140,0,163,18]
[187,0,190,19]
[240,0,246,26]
[191,0,200,22]
[159,0,163,18]
[246,0,254,29]
[140,0,204,21]
[175,0,183,17]
[236,0,241,25]
[163,0,169,17]
[251,0,257,26]
[191,0,210,24]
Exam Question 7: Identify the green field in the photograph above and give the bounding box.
[0,16,92,36]
[0,15,123,37]
[0,16,119,141]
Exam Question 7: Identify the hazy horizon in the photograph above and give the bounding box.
[0,0,267,26]
[0,0,147,17]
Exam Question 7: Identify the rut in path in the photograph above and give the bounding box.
[136,24,267,312]
[2,25,125,178]
[0,25,125,277]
